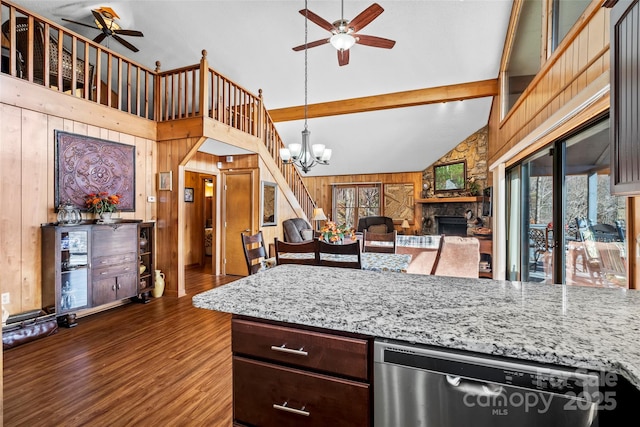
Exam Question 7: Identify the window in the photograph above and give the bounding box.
[504,0,543,115]
[551,0,590,51]
[333,184,381,229]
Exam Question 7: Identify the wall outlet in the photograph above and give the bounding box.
[1,293,9,305]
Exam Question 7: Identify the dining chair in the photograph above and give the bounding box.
[241,231,267,275]
[274,238,319,265]
[362,230,397,253]
[317,240,362,269]
[430,235,480,278]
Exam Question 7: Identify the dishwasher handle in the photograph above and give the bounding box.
[446,375,504,397]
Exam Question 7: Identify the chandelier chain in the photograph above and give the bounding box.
[304,0,308,131]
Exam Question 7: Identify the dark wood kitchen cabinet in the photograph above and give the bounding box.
[610,0,640,195]
[231,317,372,427]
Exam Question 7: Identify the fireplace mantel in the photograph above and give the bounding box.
[417,196,485,204]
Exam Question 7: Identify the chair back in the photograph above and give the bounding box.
[274,238,319,265]
[317,240,362,269]
[430,235,480,278]
[363,230,397,253]
[241,231,266,275]
[357,216,394,233]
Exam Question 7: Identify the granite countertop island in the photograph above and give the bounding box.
[192,264,640,389]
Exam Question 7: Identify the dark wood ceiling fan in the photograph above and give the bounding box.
[61,7,143,52]
[292,2,395,66]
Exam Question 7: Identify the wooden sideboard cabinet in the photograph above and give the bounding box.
[42,221,154,326]
[231,317,372,427]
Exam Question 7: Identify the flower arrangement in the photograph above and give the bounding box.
[85,192,121,215]
[467,177,481,196]
[320,221,355,243]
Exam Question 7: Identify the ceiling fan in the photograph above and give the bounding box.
[292,2,395,66]
[61,7,144,52]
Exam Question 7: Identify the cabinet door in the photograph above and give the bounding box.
[234,356,369,427]
[611,0,640,194]
[92,224,137,256]
[116,273,138,299]
[92,277,117,306]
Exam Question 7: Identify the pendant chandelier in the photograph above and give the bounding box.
[280,0,332,173]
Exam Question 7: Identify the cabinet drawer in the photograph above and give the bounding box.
[93,252,137,268]
[92,262,137,279]
[92,224,137,256]
[234,356,369,427]
[232,319,368,380]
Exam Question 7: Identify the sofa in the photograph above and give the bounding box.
[283,218,315,243]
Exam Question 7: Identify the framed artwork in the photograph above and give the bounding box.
[184,187,194,202]
[55,131,135,211]
[261,181,277,226]
[158,171,173,191]
[383,183,414,222]
[434,160,466,193]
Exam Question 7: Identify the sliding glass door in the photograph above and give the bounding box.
[506,118,628,287]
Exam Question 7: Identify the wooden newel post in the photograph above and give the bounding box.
[257,88,263,140]
[199,49,209,118]
[154,60,161,120]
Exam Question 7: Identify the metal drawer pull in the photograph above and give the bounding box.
[273,402,309,417]
[270,345,308,356]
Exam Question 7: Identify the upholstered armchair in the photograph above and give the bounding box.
[357,216,395,233]
[282,218,315,243]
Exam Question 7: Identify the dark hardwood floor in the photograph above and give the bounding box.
[3,268,241,426]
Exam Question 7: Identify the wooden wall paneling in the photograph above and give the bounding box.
[1,104,24,316]
[118,132,136,221]
[21,109,48,310]
[47,116,64,223]
[302,172,422,234]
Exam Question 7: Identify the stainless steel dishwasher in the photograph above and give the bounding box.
[374,339,601,427]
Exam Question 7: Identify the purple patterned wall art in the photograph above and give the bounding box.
[55,131,135,211]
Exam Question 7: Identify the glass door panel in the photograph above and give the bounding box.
[523,150,554,283]
[60,229,89,312]
[564,120,627,287]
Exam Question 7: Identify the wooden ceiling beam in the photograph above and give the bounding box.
[268,78,499,122]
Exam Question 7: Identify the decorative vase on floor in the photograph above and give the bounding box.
[153,270,165,297]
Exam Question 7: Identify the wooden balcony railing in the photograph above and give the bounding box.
[1,0,315,219]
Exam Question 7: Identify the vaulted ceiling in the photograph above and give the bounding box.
[12,0,513,176]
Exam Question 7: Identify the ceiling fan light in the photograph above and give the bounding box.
[330,33,356,51]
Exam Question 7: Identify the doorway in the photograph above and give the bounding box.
[184,171,216,277]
